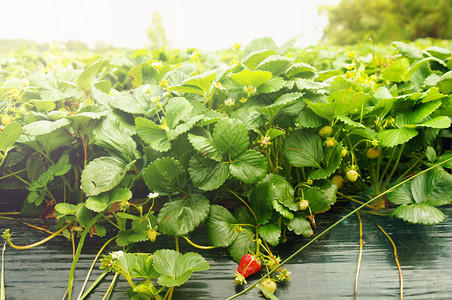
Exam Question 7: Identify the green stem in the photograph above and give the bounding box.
[225,156,452,300]
[1,241,6,300]
[3,223,71,250]
[76,237,115,300]
[228,190,258,221]
[181,236,217,250]
[385,144,405,186]
[0,168,26,181]
[354,212,364,300]
[67,209,108,300]
[79,271,109,300]
[0,153,7,169]
[101,273,118,300]
[379,146,397,187]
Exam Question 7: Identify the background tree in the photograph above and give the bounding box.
[320,0,452,45]
[145,11,170,49]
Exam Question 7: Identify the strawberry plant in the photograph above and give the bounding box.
[0,37,451,299]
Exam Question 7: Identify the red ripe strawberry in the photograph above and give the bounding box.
[234,254,261,285]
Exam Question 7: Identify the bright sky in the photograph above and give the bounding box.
[0,0,341,51]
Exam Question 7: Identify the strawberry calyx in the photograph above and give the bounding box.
[234,271,247,285]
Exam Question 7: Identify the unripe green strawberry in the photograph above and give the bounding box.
[341,148,348,157]
[147,228,160,242]
[261,278,277,298]
[319,126,333,137]
[235,254,261,285]
[346,169,359,182]
[366,147,381,159]
[2,115,11,126]
[299,199,309,211]
[331,175,344,189]
[325,137,336,148]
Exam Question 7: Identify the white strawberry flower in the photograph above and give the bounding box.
[111,251,124,259]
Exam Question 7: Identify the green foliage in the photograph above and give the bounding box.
[321,0,452,44]
[1,36,452,299]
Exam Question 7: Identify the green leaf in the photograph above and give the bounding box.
[284,130,323,168]
[410,168,452,206]
[187,128,222,161]
[157,194,210,236]
[382,58,410,82]
[302,180,337,214]
[229,150,267,184]
[294,108,325,129]
[168,84,205,95]
[231,69,272,88]
[228,230,256,263]
[162,70,188,87]
[417,116,451,129]
[249,182,275,225]
[111,86,156,114]
[142,157,186,195]
[94,117,140,161]
[329,90,371,116]
[128,60,171,88]
[55,203,77,215]
[206,205,239,247]
[30,99,55,112]
[257,76,286,94]
[0,122,22,152]
[377,128,418,147]
[420,87,446,103]
[437,71,452,94]
[258,224,281,246]
[182,72,216,95]
[272,200,294,219]
[135,117,171,152]
[438,151,452,169]
[392,204,445,225]
[259,92,303,119]
[284,63,318,79]
[78,60,102,90]
[118,253,137,275]
[86,188,132,212]
[189,155,229,191]
[386,181,413,205]
[153,249,209,287]
[392,42,424,60]
[23,119,69,136]
[295,79,329,90]
[243,37,277,57]
[425,46,451,60]
[165,97,193,129]
[81,157,130,196]
[262,174,298,211]
[29,154,71,191]
[395,100,441,127]
[308,143,343,180]
[213,118,249,158]
[25,128,74,156]
[286,216,313,237]
[336,115,365,128]
[131,256,159,279]
[242,49,277,70]
[425,147,436,163]
[305,100,334,121]
[256,55,292,76]
[76,204,93,226]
